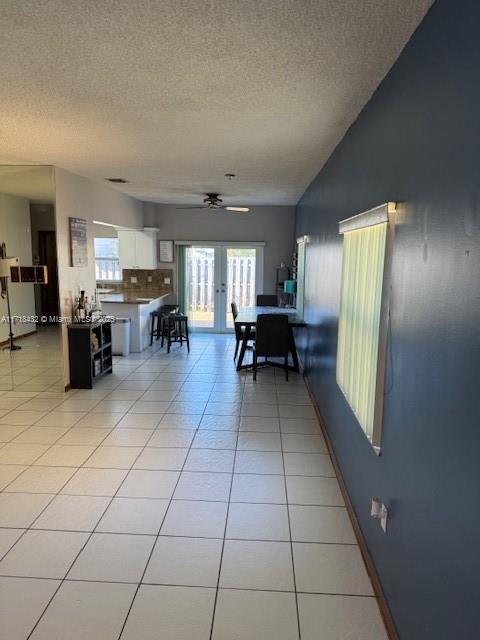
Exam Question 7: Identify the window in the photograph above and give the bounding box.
[94,237,122,282]
[336,203,396,451]
[295,236,308,317]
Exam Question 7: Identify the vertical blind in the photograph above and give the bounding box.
[336,220,388,444]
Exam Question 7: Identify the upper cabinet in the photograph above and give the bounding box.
[118,229,157,270]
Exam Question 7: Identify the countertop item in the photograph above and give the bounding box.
[99,292,170,304]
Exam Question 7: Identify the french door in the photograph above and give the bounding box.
[184,243,264,332]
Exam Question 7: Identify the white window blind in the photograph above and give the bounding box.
[336,203,395,450]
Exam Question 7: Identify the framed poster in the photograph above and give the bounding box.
[69,217,88,267]
[159,240,174,263]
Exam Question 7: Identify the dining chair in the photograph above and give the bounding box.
[253,313,290,381]
[256,294,278,306]
[231,301,254,361]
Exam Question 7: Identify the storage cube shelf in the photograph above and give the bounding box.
[68,321,113,389]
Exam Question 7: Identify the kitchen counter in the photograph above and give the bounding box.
[99,292,167,304]
[100,292,176,353]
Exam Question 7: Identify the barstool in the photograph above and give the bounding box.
[149,305,179,345]
[161,313,190,353]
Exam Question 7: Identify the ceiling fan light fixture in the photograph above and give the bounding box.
[226,206,250,212]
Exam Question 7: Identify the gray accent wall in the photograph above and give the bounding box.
[143,203,295,294]
[294,0,480,638]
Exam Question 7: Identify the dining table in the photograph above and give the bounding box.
[234,306,306,372]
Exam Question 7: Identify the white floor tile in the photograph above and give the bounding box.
[61,468,127,496]
[30,580,136,640]
[212,589,299,640]
[32,495,110,531]
[148,429,195,447]
[134,447,188,471]
[226,503,290,541]
[184,448,235,473]
[192,430,237,449]
[102,428,154,446]
[231,474,286,503]
[298,593,388,640]
[0,492,53,527]
[234,450,284,474]
[220,539,294,590]
[286,476,344,506]
[75,413,123,428]
[118,470,179,499]
[0,464,28,490]
[121,585,215,640]
[293,542,373,594]
[0,577,60,640]
[161,500,228,538]
[84,446,142,469]
[0,528,24,557]
[57,428,110,446]
[174,471,231,501]
[241,403,279,418]
[13,426,69,445]
[144,536,223,587]
[115,413,162,429]
[0,443,50,465]
[239,416,279,432]
[33,445,96,467]
[158,413,202,429]
[281,433,327,453]
[96,497,169,534]
[289,506,356,543]
[237,432,282,451]
[284,452,335,477]
[68,533,155,582]
[198,414,239,431]
[0,530,88,578]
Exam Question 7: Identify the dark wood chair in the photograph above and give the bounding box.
[150,305,179,345]
[253,313,290,381]
[161,313,190,353]
[256,294,278,307]
[231,301,254,361]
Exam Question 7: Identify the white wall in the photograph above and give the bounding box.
[0,193,36,341]
[54,168,143,385]
[143,203,295,293]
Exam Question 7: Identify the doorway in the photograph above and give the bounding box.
[184,243,264,332]
[38,230,60,320]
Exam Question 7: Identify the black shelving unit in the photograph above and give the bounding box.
[68,321,112,389]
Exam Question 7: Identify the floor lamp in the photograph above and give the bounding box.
[0,245,21,351]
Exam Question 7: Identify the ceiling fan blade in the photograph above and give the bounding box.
[224,206,250,212]
[175,206,208,210]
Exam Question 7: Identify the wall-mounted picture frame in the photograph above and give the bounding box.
[159,239,174,262]
[69,217,88,267]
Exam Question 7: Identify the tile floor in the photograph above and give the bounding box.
[0,333,388,639]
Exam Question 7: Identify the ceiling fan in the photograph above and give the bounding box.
[176,193,249,213]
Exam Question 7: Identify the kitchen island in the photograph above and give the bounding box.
[99,292,176,353]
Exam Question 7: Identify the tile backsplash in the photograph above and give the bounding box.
[98,268,174,295]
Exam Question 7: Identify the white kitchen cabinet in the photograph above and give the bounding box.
[118,229,157,269]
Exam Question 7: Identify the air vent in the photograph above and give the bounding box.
[106,178,128,183]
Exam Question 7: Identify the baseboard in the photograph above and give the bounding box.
[0,329,37,347]
[303,375,400,640]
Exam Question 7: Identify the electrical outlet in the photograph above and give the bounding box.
[164,277,171,285]
[371,497,388,533]
[130,276,137,284]
[147,275,152,282]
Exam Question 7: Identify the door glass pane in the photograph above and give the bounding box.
[186,247,215,329]
[226,248,256,329]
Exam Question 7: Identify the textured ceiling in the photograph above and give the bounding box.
[0,0,432,205]
[0,165,54,202]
